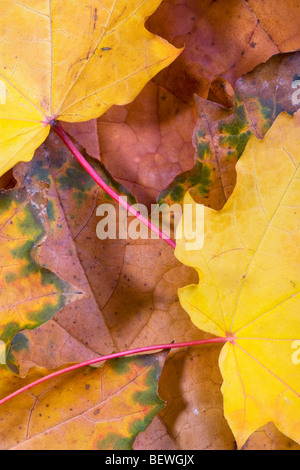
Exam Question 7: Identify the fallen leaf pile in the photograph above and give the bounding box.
[0,0,300,451]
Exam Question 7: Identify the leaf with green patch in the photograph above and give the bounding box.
[0,352,167,450]
[7,132,136,376]
[0,186,79,365]
[18,132,137,211]
[159,51,300,209]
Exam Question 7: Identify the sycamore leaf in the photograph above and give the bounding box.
[175,113,300,447]
[96,81,197,208]
[159,51,300,208]
[8,134,135,373]
[13,134,206,450]
[13,133,297,450]
[147,0,300,105]
[0,352,166,450]
[0,186,79,364]
[14,132,298,449]
[0,0,180,176]
[14,133,137,310]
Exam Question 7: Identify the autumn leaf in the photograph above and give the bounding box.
[0,185,79,365]
[0,0,180,176]
[10,130,299,449]
[147,0,300,105]
[14,133,136,314]
[160,51,300,209]
[67,0,300,211]
[246,0,300,52]
[96,82,197,208]
[11,136,179,449]
[13,134,214,450]
[64,80,197,208]
[63,3,300,213]
[0,351,167,450]
[175,113,300,447]
[1,0,300,454]
[10,137,134,371]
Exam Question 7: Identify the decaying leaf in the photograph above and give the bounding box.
[147,0,300,105]
[0,0,299,454]
[12,135,179,449]
[61,2,300,212]
[0,0,180,176]
[246,0,300,52]
[14,133,135,316]
[10,135,137,372]
[0,186,79,364]
[160,51,300,208]
[64,80,197,208]
[97,81,197,207]
[0,352,167,450]
[176,113,300,447]
[14,134,228,451]
[12,130,300,450]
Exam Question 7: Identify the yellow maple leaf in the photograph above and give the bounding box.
[175,113,300,448]
[0,0,180,176]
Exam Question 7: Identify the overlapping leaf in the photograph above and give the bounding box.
[0,352,166,450]
[12,128,299,450]
[13,135,214,450]
[14,133,137,312]
[0,0,180,176]
[0,186,79,365]
[159,51,300,208]
[148,0,300,105]
[175,113,300,447]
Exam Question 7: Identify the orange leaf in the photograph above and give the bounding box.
[0,352,167,450]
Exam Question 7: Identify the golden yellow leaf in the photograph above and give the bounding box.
[175,113,300,447]
[0,352,167,450]
[0,0,180,176]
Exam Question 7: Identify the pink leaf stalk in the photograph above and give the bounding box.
[51,121,176,249]
[0,124,233,418]
[0,337,229,407]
